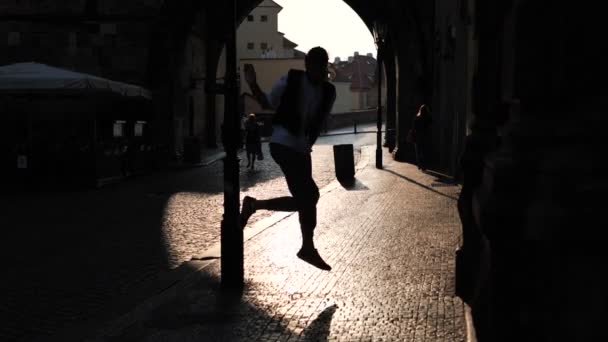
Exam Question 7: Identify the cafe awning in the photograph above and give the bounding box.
[0,62,151,99]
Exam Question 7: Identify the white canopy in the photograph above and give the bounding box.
[0,62,151,99]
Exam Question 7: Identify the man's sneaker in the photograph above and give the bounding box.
[297,247,332,271]
[240,196,256,229]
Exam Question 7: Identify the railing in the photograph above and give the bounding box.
[321,109,380,136]
[254,108,382,140]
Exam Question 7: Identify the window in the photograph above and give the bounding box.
[68,32,77,49]
[260,42,268,50]
[261,15,268,22]
[247,42,254,50]
[134,121,146,137]
[86,23,100,34]
[247,15,254,21]
[113,120,126,137]
[103,34,116,48]
[30,33,41,48]
[99,52,111,67]
[100,23,116,35]
[76,31,89,47]
[8,32,20,46]
[17,155,27,169]
[85,0,98,16]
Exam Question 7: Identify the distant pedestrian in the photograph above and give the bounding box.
[239,113,246,150]
[245,113,261,170]
[411,104,433,171]
[240,47,336,271]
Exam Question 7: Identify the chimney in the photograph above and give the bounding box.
[354,51,359,56]
[334,57,341,63]
[366,53,373,57]
[348,56,354,63]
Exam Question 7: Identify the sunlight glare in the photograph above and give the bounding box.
[273,0,376,61]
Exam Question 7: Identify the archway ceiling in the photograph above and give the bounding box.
[233,0,407,31]
[193,0,425,57]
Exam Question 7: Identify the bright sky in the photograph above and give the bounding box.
[272,0,377,61]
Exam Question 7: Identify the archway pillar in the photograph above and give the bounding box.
[465,1,608,340]
[383,37,397,152]
[204,39,221,148]
[392,37,422,163]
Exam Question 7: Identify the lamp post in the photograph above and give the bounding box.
[220,0,243,290]
[373,21,387,169]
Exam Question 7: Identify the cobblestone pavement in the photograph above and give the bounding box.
[85,146,467,341]
[1,128,375,341]
[162,132,374,268]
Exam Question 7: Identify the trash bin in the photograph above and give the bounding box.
[183,136,201,164]
[333,144,354,183]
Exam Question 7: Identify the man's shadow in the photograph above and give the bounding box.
[382,168,458,201]
[134,276,339,341]
[301,304,338,341]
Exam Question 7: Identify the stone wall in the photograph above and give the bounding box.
[0,1,162,86]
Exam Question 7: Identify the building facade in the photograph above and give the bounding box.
[330,52,382,113]
[216,0,305,123]
[236,0,298,59]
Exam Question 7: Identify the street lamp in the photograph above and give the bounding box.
[373,21,387,169]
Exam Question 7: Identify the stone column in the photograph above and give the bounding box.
[204,38,221,148]
[472,1,608,340]
[391,37,421,163]
[456,0,504,340]
[146,15,178,168]
[383,38,397,152]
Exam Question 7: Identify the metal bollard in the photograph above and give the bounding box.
[353,120,357,134]
[333,144,355,184]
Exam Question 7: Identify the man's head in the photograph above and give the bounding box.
[305,47,329,85]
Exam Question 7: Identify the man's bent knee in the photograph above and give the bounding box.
[311,187,320,205]
[297,183,319,206]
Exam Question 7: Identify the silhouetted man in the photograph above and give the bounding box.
[240,47,336,271]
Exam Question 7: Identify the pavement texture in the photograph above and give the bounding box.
[3,125,470,341]
[82,145,467,341]
[2,128,376,341]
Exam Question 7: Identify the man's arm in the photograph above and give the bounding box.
[244,63,273,109]
[249,81,272,110]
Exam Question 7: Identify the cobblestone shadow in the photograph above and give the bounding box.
[382,167,459,201]
[2,134,373,341]
[91,267,339,342]
[300,304,338,341]
[2,185,171,341]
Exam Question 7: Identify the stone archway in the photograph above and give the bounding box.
[144,0,440,166]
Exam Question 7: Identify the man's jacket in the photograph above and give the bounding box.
[273,69,336,146]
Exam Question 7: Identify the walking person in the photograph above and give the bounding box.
[412,104,433,171]
[240,47,336,271]
[245,113,261,170]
